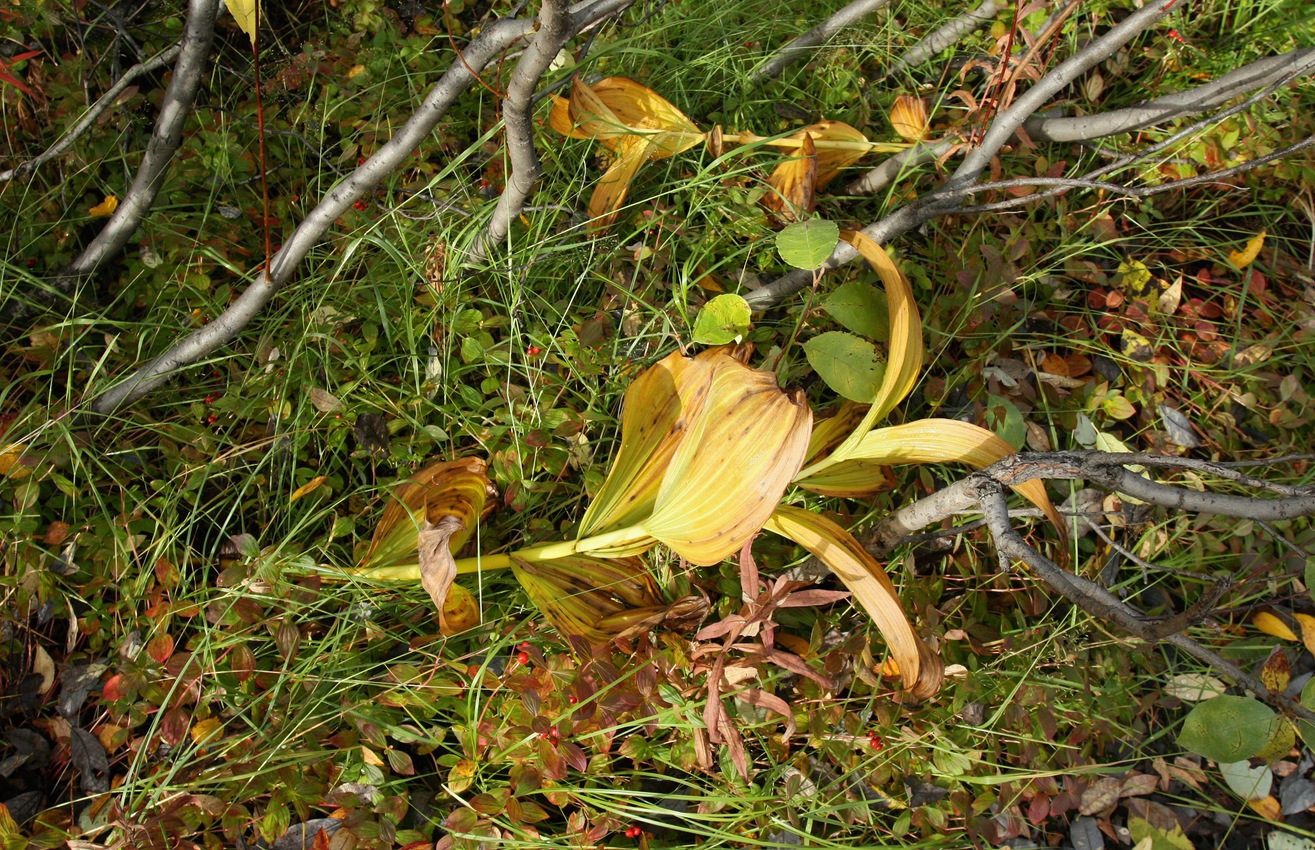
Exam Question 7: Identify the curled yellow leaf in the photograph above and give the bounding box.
[1227,231,1265,269]
[1253,610,1299,642]
[361,457,496,570]
[511,555,662,643]
[888,96,930,142]
[88,195,118,217]
[765,505,942,698]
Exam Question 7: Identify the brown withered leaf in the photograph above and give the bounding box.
[418,514,465,633]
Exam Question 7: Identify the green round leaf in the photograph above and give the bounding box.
[692,293,752,345]
[1177,695,1280,763]
[803,331,885,402]
[823,281,889,341]
[776,218,839,270]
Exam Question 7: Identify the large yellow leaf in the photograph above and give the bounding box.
[511,555,662,643]
[800,419,1066,542]
[643,353,813,565]
[585,77,704,157]
[580,350,716,538]
[361,457,497,569]
[765,505,943,698]
[888,96,930,142]
[762,132,818,223]
[587,137,651,230]
[796,231,923,479]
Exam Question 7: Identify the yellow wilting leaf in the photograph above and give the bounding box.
[580,349,717,539]
[1247,795,1283,822]
[1253,610,1299,642]
[550,77,705,229]
[1293,612,1315,655]
[822,419,1065,543]
[289,475,326,504]
[361,457,496,569]
[762,133,818,223]
[439,582,481,635]
[798,230,923,478]
[764,505,943,698]
[888,95,930,142]
[225,0,260,46]
[840,230,923,422]
[511,555,662,643]
[587,137,651,230]
[88,195,118,217]
[762,122,869,222]
[641,351,812,565]
[1228,231,1265,269]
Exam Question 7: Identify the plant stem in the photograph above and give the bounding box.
[348,525,654,581]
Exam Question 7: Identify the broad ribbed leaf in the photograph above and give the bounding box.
[644,353,812,565]
[580,351,716,538]
[362,458,496,569]
[764,505,942,698]
[511,555,662,643]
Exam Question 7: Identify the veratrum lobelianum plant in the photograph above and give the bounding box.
[355,231,1062,700]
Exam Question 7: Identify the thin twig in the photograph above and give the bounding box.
[0,43,183,183]
[752,0,893,82]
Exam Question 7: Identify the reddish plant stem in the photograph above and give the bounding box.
[252,17,271,273]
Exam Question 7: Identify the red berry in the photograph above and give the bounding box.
[516,651,529,665]
[567,695,578,705]
[353,200,368,211]
[625,826,642,839]
[206,413,218,425]
[204,395,215,404]
[868,734,884,751]
[25,258,37,267]
[525,346,543,356]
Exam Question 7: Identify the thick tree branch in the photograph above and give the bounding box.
[0,43,183,184]
[752,0,893,82]
[58,0,221,290]
[887,0,997,77]
[464,0,574,265]
[84,1,636,415]
[1024,47,1315,142]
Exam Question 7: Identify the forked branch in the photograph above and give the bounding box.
[860,451,1315,721]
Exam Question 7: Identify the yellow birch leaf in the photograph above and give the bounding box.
[1228,231,1265,269]
[289,475,326,504]
[191,717,224,746]
[1260,647,1291,695]
[362,746,385,767]
[225,0,260,46]
[889,96,930,142]
[1293,612,1315,655]
[88,195,118,217]
[1253,610,1298,642]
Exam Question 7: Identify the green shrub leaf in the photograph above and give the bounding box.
[1177,695,1280,763]
[823,280,889,341]
[776,218,839,270]
[692,293,751,345]
[803,331,885,402]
